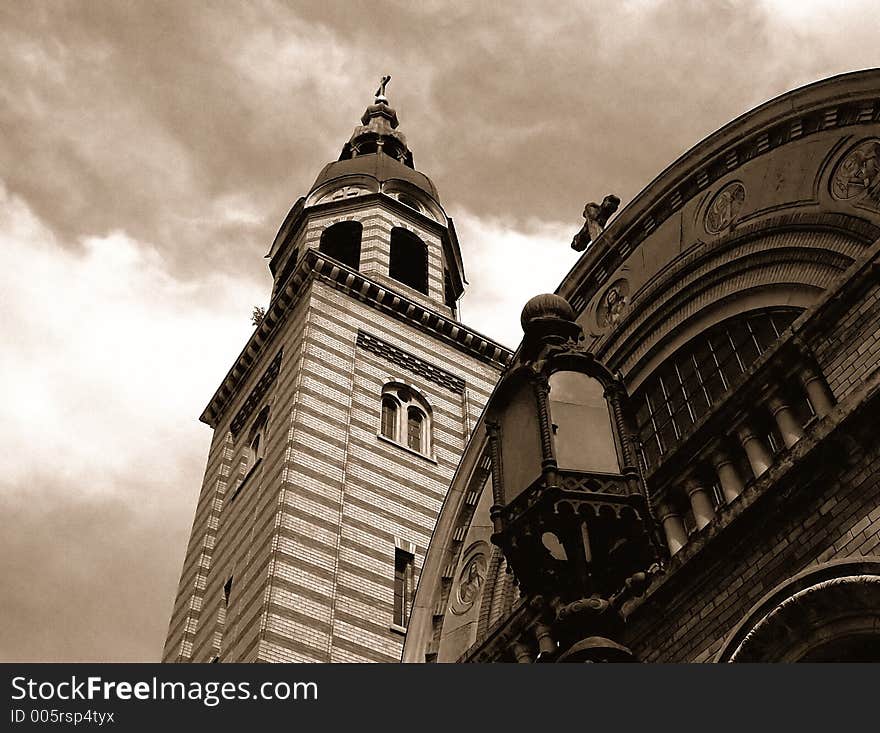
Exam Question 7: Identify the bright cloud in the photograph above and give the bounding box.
[456,211,581,348]
[0,182,264,660]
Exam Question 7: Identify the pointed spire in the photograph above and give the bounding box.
[339,75,414,168]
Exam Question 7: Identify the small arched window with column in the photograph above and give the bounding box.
[378,383,432,457]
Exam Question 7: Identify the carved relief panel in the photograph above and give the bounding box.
[830,138,880,206]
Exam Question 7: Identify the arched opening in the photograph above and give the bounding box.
[381,396,398,440]
[717,558,880,662]
[407,407,424,452]
[632,307,802,470]
[379,383,432,456]
[548,370,621,474]
[319,221,362,271]
[390,228,429,294]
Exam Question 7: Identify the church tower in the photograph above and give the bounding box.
[162,81,510,663]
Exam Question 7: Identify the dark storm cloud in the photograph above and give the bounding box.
[0,481,197,662]
[4,0,874,285]
[1,0,876,661]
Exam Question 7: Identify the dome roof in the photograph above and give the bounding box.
[309,76,441,203]
[309,152,439,201]
[520,293,577,331]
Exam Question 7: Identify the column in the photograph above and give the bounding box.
[767,395,805,449]
[736,423,773,478]
[710,446,745,503]
[684,477,716,530]
[657,503,688,556]
[799,364,835,418]
[534,623,556,658]
[512,640,535,664]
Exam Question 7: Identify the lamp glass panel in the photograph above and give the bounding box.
[548,371,620,473]
[498,381,543,504]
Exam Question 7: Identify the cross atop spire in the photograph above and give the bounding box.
[375,75,391,104]
[338,73,414,168]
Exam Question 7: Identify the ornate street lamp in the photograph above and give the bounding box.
[486,294,660,662]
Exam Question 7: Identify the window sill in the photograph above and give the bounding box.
[389,623,408,637]
[376,433,437,464]
[229,458,262,504]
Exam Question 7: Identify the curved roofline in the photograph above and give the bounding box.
[310,151,441,200]
[559,68,880,301]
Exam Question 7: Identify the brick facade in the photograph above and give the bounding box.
[622,241,880,661]
[404,70,880,664]
[163,104,510,662]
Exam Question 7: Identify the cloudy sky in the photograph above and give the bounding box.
[1,1,876,662]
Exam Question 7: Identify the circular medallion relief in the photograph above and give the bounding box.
[830,139,880,201]
[704,181,746,234]
[450,552,487,615]
[596,279,629,329]
[320,185,367,204]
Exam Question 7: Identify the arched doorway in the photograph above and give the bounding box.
[716,558,880,662]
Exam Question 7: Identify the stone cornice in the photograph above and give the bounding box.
[200,248,511,428]
[595,212,879,367]
[559,69,880,313]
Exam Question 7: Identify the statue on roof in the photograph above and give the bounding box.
[571,194,620,252]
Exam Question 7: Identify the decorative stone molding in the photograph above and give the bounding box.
[229,350,283,436]
[830,138,880,201]
[596,278,629,330]
[704,181,746,234]
[450,543,489,616]
[717,558,880,662]
[562,77,880,313]
[598,225,862,380]
[357,330,465,394]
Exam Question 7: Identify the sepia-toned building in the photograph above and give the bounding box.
[404,69,880,663]
[162,84,510,663]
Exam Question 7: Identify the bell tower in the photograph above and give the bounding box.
[163,80,510,663]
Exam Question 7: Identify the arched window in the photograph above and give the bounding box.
[633,308,801,470]
[407,407,424,452]
[319,221,362,270]
[396,192,422,212]
[247,406,270,468]
[381,396,398,440]
[378,383,432,456]
[389,228,429,294]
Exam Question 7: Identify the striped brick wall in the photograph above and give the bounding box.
[257,279,498,662]
[164,196,504,662]
[163,293,311,662]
